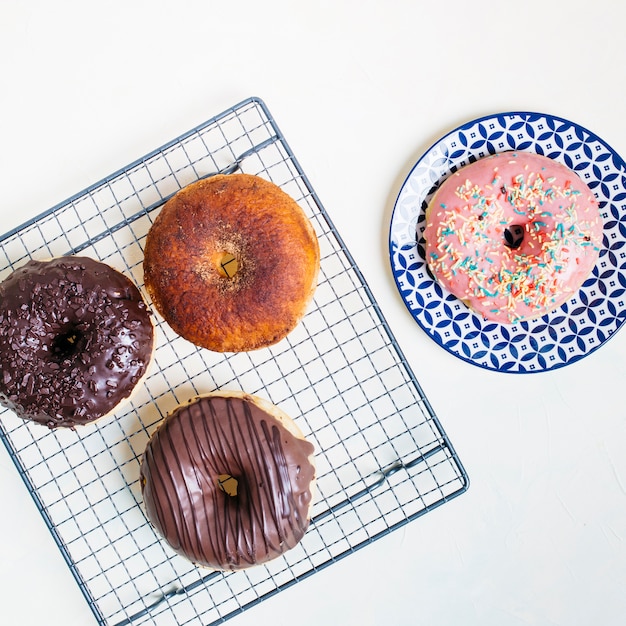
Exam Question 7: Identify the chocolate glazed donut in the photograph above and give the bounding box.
[0,256,154,428]
[140,392,316,570]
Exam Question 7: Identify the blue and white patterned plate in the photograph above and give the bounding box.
[389,112,626,373]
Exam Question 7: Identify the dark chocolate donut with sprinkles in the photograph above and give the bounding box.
[0,256,154,428]
[140,392,316,570]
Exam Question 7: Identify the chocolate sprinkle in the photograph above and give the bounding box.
[0,256,154,428]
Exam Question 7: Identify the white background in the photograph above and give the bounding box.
[1,1,625,625]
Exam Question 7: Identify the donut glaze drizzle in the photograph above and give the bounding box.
[140,395,316,570]
[0,256,153,428]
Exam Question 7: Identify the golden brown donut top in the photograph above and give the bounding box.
[143,174,320,352]
[139,393,316,570]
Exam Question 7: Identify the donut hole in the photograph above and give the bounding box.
[217,473,239,497]
[52,326,84,360]
[217,252,240,278]
[504,224,525,249]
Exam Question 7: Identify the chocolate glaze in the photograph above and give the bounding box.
[140,394,316,570]
[0,256,154,428]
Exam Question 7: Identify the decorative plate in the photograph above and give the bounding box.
[389,112,626,373]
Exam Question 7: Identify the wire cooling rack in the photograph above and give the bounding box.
[0,97,468,626]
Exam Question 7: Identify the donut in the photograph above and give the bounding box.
[143,173,320,352]
[139,391,316,570]
[422,152,603,324]
[0,256,154,429]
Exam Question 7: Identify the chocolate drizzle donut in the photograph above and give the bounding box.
[139,392,316,570]
[0,256,154,428]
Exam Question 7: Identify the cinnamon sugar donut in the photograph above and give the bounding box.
[423,152,603,323]
[143,174,320,352]
[0,256,154,428]
[139,391,316,570]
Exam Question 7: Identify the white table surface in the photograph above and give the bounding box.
[1,1,625,625]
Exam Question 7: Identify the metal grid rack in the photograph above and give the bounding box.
[0,97,468,626]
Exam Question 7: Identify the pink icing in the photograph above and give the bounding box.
[423,152,603,324]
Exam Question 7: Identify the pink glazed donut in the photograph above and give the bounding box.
[423,152,603,324]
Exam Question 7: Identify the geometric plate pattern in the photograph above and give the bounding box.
[390,112,626,372]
